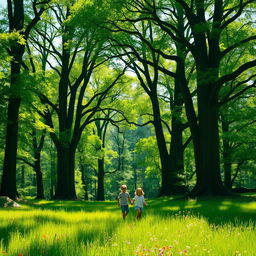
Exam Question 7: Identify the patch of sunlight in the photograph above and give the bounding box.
[218,205,228,210]
[221,201,233,205]
[161,206,180,211]
[45,203,67,206]
[244,192,256,197]
[35,200,56,204]
[184,204,202,209]
[240,202,256,211]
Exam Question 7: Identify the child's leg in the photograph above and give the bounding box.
[122,205,129,220]
[136,209,142,219]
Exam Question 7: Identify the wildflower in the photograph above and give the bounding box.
[18,254,24,256]
[174,240,179,245]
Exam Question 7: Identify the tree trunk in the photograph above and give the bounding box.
[169,58,186,194]
[54,146,77,199]
[151,94,171,196]
[96,158,105,201]
[34,152,45,199]
[0,6,24,197]
[174,8,201,194]
[50,145,56,199]
[177,60,201,190]
[192,84,229,196]
[0,97,21,199]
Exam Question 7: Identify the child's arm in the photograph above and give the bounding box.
[143,197,148,206]
[128,196,133,205]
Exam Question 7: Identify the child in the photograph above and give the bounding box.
[117,184,132,220]
[132,188,147,219]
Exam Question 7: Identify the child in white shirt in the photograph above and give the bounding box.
[132,188,147,219]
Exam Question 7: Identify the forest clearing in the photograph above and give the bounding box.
[1,0,256,255]
[0,196,256,256]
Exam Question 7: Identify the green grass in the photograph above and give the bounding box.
[0,196,256,256]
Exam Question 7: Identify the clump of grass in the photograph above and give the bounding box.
[0,197,255,255]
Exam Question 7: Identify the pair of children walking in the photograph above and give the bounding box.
[117,184,147,220]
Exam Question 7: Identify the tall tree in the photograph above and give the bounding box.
[108,8,191,195]
[122,0,256,196]
[0,0,49,199]
[32,2,126,199]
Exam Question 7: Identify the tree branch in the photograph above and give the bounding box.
[221,35,256,58]
[217,59,256,88]
[17,157,35,168]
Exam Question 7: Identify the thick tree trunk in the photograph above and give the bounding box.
[191,84,229,196]
[96,158,105,201]
[169,59,186,194]
[54,146,77,199]
[1,4,24,199]
[151,95,171,196]
[168,2,188,195]
[0,96,21,200]
[169,122,185,194]
[0,0,26,200]
[175,43,201,194]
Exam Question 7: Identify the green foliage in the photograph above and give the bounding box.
[135,136,160,175]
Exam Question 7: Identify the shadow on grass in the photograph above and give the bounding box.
[146,195,256,226]
[25,222,119,256]
[0,205,121,255]
[19,200,118,212]
[0,222,37,248]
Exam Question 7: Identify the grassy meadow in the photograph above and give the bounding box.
[0,196,256,256]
